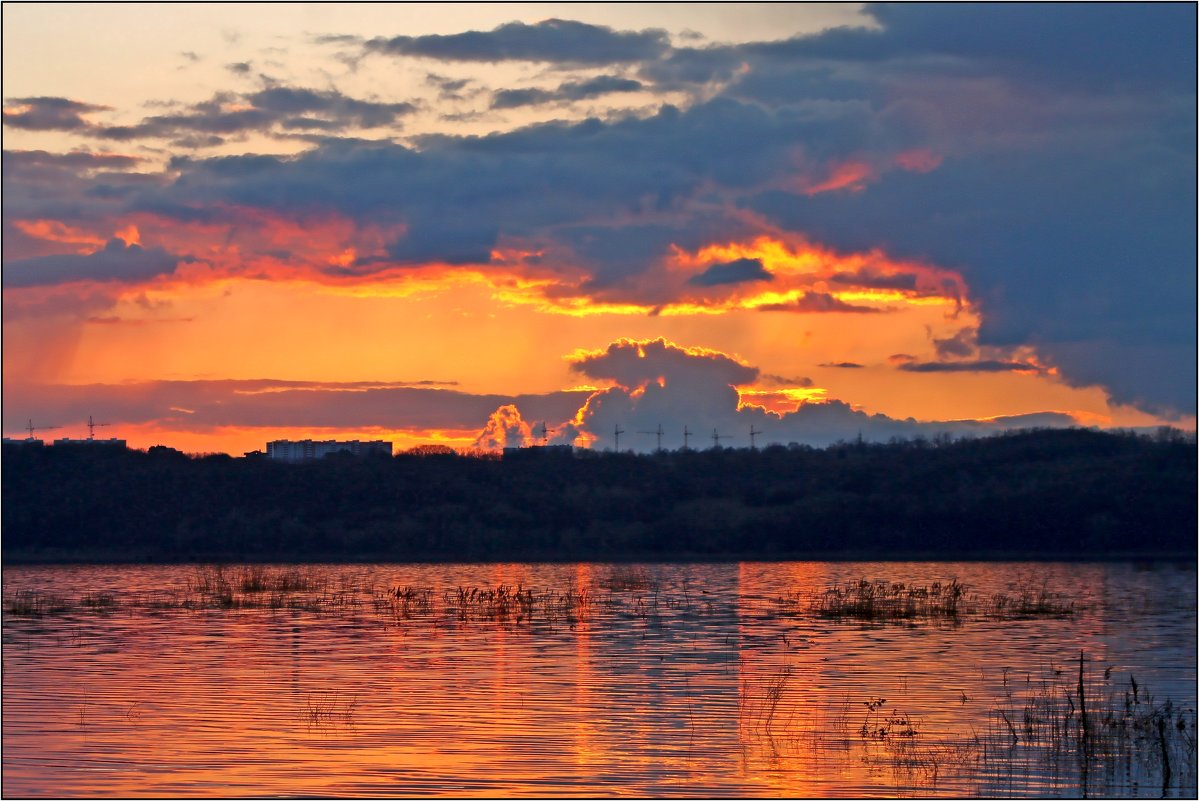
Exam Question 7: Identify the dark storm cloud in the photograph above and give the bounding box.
[557,214,765,294]
[571,338,758,390]
[98,109,274,140]
[3,288,132,326]
[279,117,344,131]
[759,292,882,314]
[3,149,141,172]
[724,4,1195,413]
[111,87,417,142]
[759,374,814,387]
[491,75,644,109]
[747,138,1195,410]
[813,3,1194,91]
[2,96,106,131]
[246,87,415,126]
[932,328,975,359]
[1,149,159,239]
[425,73,473,100]
[489,88,553,110]
[88,87,415,144]
[127,96,861,288]
[728,3,1195,118]
[725,66,879,106]
[2,238,187,288]
[364,19,670,66]
[687,258,772,287]
[898,360,1043,374]
[636,45,743,88]
[557,75,644,99]
[1040,340,1195,421]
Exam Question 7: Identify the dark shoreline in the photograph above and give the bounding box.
[5,428,1195,567]
[5,548,1195,566]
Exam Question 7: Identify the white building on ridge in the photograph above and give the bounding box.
[266,439,392,462]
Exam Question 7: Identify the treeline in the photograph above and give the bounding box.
[2,428,1195,562]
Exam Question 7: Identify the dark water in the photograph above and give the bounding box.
[3,561,1195,797]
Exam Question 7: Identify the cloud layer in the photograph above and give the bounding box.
[561,339,1078,451]
[3,5,1195,424]
[3,379,587,437]
[4,339,1087,453]
[364,19,670,65]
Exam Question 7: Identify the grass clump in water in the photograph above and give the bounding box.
[739,652,1196,796]
[599,566,656,592]
[182,565,331,611]
[809,579,969,622]
[797,578,1078,624]
[232,565,326,594]
[985,652,1196,795]
[304,693,358,727]
[80,592,117,610]
[988,581,1075,618]
[438,583,594,627]
[4,590,70,617]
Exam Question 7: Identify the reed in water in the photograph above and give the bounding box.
[739,651,1196,796]
[790,578,1075,623]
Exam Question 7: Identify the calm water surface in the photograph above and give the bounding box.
[3,561,1195,797]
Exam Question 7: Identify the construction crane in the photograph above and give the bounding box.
[683,425,692,451]
[25,419,60,439]
[86,415,111,440]
[637,423,664,452]
[749,424,761,450]
[613,424,625,452]
[537,421,555,445]
[711,428,732,449]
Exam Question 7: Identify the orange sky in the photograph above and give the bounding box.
[3,5,1193,453]
[3,228,1173,453]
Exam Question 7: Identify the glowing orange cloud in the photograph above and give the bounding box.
[104,207,401,285]
[473,404,533,451]
[10,199,972,329]
[11,219,107,253]
[798,160,876,196]
[669,235,968,315]
[113,224,141,246]
[353,232,971,321]
[736,387,828,415]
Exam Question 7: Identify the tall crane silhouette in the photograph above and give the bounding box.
[613,424,625,452]
[537,421,555,445]
[25,419,59,439]
[749,424,761,450]
[86,415,111,440]
[683,425,692,451]
[711,428,732,449]
[637,423,664,452]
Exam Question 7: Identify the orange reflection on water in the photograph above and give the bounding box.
[1,562,1192,797]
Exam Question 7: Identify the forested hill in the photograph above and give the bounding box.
[3,428,1195,563]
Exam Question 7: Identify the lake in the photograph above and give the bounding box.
[3,561,1195,797]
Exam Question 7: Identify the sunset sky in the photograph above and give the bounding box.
[3,3,1195,454]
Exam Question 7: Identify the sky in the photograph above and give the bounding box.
[3,3,1195,454]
